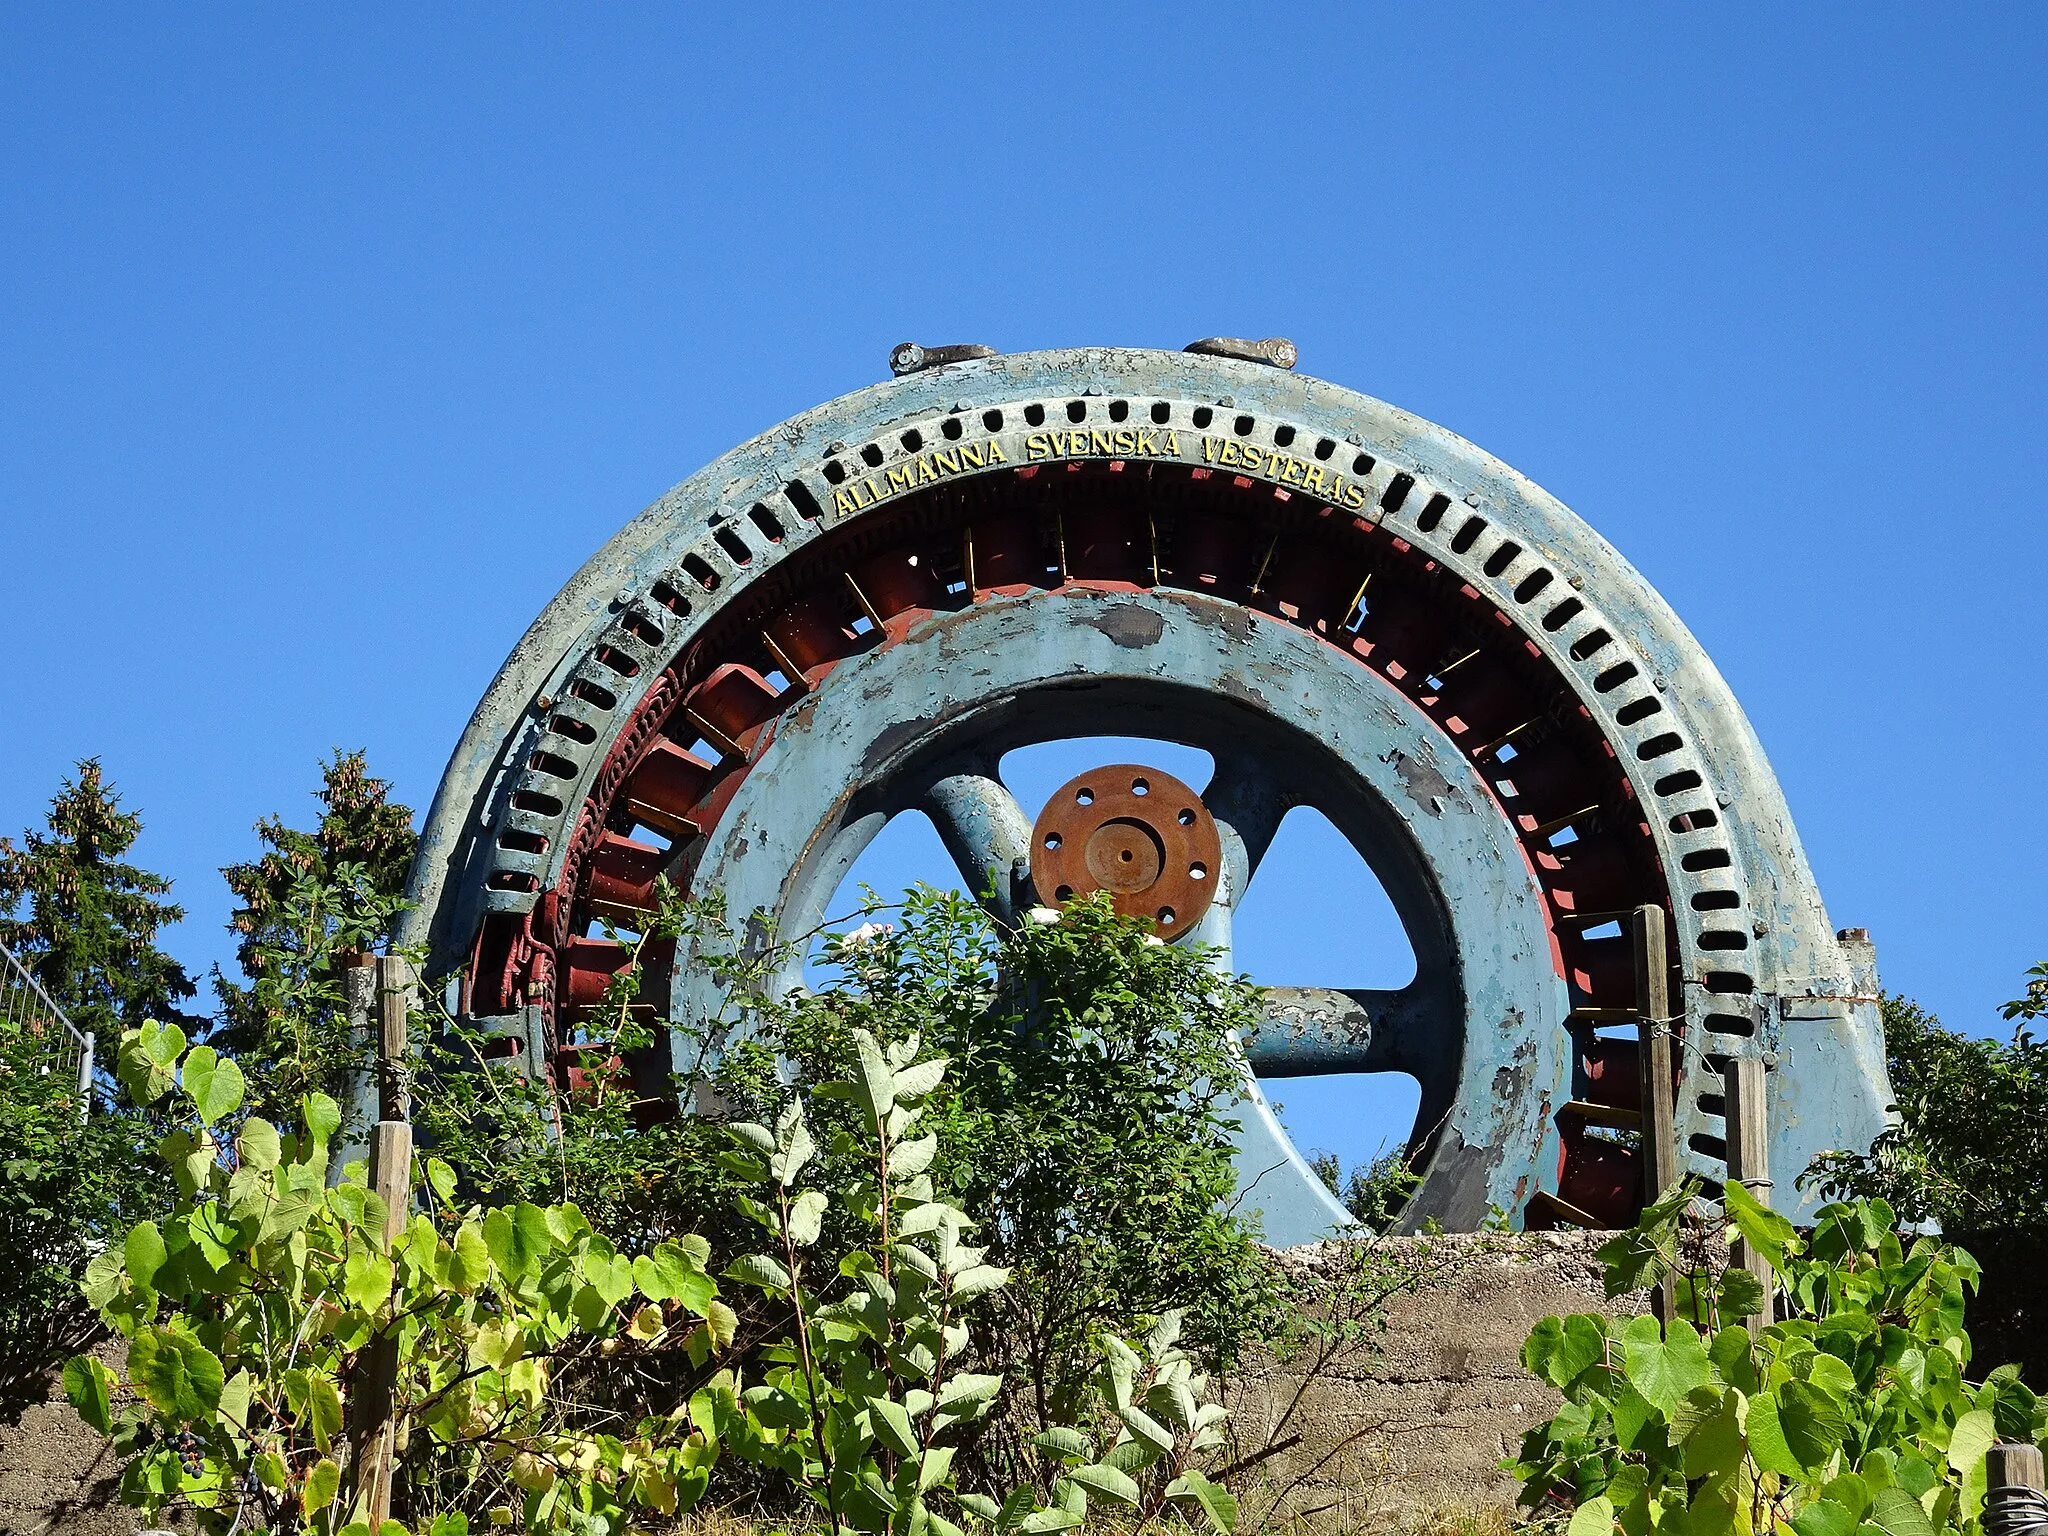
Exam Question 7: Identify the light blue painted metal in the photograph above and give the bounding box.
[397,346,1893,1234]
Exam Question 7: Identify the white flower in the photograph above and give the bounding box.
[840,921,895,949]
[1026,906,1063,925]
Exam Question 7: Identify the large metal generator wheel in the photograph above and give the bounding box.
[399,346,1892,1244]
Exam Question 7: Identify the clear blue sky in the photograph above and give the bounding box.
[4,8,2043,1172]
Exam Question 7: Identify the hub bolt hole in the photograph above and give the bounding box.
[1056,885,1074,901]
[1177,808,1196,826]
[1076,787,1094,805]
[1189,862,1207,880]
[1157,907,1176,925]
[1044,833,1062,850]
[1131,777,1150,795]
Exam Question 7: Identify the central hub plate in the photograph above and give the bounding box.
[1029,764,1223,935]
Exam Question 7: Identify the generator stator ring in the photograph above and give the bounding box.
[397,346,1892,1242]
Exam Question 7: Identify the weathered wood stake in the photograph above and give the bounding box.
[350,954,414,1527]
[1632,903,1677,1325]
[1723,1055,1775,1336]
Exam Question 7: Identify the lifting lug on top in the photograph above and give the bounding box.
[1185,336,1297,369]
[889,341,999,376]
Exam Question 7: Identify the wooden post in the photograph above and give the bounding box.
[350,955,414,1528]
[1987,1442,2046,1536]
[1633,904,1677,1325]
[1723,1056,1775,1336]
[1988,1442,2045,1493]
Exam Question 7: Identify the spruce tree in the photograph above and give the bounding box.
[0,759,197,1049]
[212,750,417,1110]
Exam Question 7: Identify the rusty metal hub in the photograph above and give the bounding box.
[1029,765,1222,933]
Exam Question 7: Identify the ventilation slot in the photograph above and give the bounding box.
[1704,971,1754,995]
[1615,697,1661,726]
[1191,407,1213,428]
[621,613,663,648]
[593,645,641,678]
[512,789,563,816]
[1151,402,1172,424]
[500,828,548,855]
[1594,661,1639,693]
[1352,452,1377,476]
[650,581,691,617]
[1233,414,1255,437]
[570,679,617,711]
[488,871,539,893]
[1681,847,1733,872]
[549,716,597,746]
[681,555,720,592]
[1671,808,1719,833]
[1109,399,1130,422]
[1636,732,1684,760]
[1451,516,1486,554]
[1705,1011,1755,1037]
[749,504,786,542]
[715,527,752,566]
[900,428,923,452]
[1699,930,1750,951]
[1061,400,1083,423]
[1381,473,1416,515]
[1543,597,1584,632]
[1691,889,1740,911]
[984,408,1005,431]
[823,459,846,485]
[860,444,883,467]
[1025,403,1046,426]
[785,480,825,520]
[1314,437,1335,461]
[941,416,963,440]
[1514,569,1553,603]
[1483,540,1521,577]
[1274,424,1294,446]
[529,750,578,780]
[1570,629,1613,661]
[1654,769,1703,796]
[1689,1133,1729,1160]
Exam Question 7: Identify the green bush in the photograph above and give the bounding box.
[1507,1179,2041,1536]
[67,1018,1239,1535]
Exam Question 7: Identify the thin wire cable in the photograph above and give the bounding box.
[1986,1483,2048,1536]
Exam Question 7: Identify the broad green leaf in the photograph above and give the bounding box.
[180,1046,246,1125]
[1794,1499,1859,1536]
[586,1251,634,1309]
[1569,1494,1616,1536]
[727,1254,792,1291]
[1724,1179,1797,1271]
[1070,1463,1141,1505]
[1118,1403,1176,1453]
[124,1222,168,1289]
[301,1092,342,1147]
[218,1369,253,1437]
[636,1239,715,1308]
[1680,1388,1745,1477]
[1165,1468,1238,1535]
[1946,1408,1996,1475]
[952,1264,1008,1298]
[890,1135,938,1177]
[303,1457,340,1515]
[304,1371,342,1452]
[482,1203,553,1279]
[1746,1386,1807,1478]
[61,1355,115,1434]
[628,1305,664,1341]
[1717,1267,1769,1321]
[344,1248,394,1313]
[1622,1315,1711,1414]
[850,1028,898,1130]
[870,1397,920,1458]
[704,1299,738,1350]
[1100,1438,1160,1473]
[81,1248,126,1309]
[236,1117,280,1171]
[1033,1426,1094,1460]
[1780,1380,1849,1472]
[424,1157,458,1204]
[1869,1487,1937,1536]
[893,1057,949,1102]
[129,1326,225,1423]
[786,1189,827,1248]
[1017,1510,1082,1535]
[1549,1314,1609,1387]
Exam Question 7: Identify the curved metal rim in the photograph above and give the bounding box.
[399,347,1891,1222]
